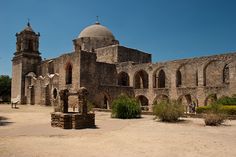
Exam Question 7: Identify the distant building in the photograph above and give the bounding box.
[11,21,236,110]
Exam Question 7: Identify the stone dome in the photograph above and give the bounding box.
[78,22,115,40]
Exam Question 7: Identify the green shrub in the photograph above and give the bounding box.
[216,96,236,106]
[153,100,184,122]
[196,106,211,114]
[111,95,141,119]
[204,113,226,126]
[196,105,236,115]
[221,106,236,115]
[209,102,223,114]
[196,103,223,114]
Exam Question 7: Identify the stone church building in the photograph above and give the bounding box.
[11,21,236,110]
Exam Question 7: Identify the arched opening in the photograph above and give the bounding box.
[25,39,34,51]
[153,94,169,104]
[196,71,198,86]
[136,95,149,111]
[30,85,35,105]
[178,94,198,113]
[45,84,51,106]
[101,93,111,109]
[176,70,182,87]
[158,70,166,88]
[134,70,148,89]
[48,60,54,74]
[118,72,129,86]
[103,95,109,109]
[203,60,225,86]
[205,94,217,106]
[53,88,58,99]
[223,64,229,84]
[65,63,72,85]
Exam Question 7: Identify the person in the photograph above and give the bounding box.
[192,101,196,113]
[188,103,192,113]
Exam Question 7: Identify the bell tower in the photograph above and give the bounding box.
[11,22,42,104]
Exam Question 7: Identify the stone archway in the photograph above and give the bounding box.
[134,70,149,89]
[203,60,226,86]
[94,92,112,109]
[136,95,149,111]
[118,71,130,86]
[178,94,198,113]
[103,94,110,109]
[153,68,167,88]
[158,70,166,88]
[204,94,217,106]
[153,94,169,104]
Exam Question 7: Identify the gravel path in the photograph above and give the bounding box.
[0,104,236,157]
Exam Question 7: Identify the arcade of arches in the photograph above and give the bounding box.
[116,58,234,110]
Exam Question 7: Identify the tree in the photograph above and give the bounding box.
[0,75,11,102]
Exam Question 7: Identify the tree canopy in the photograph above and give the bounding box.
[0,75,11,102]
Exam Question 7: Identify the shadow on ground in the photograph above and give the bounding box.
[0,116,14,126]
[154,118,192,124]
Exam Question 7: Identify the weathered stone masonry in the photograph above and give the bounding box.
[11,21,236,111]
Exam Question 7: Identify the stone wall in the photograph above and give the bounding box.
[95,45,118,63]
[116,52,236,109]
[117,46,151,63]
[95,45,151,64]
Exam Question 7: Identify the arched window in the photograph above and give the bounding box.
[158,70,166,88]
[28,39,33,50]
[223,64,229,84]
[134,70,149,89]
[196,71,198,86]
[118,72,129,86]
[65,63,72,84]
[48,61,54,74]
[176,70,182,87]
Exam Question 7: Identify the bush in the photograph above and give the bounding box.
[204,113,226,126]
[196,106,211,114]
[196,105,236,115]
[111,95,141,119]
[200,103,226,126]
[209,102,223,113]
[153,100,184,122]
[216,96,236,106]
[221,106,236,115]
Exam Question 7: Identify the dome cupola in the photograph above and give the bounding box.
[74,21,119,52]
[78,22,115,40]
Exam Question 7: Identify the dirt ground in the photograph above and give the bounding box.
[0,104,236,157]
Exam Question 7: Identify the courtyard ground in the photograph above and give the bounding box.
[0,104,236,157]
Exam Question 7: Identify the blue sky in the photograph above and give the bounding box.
[0,0,236,76]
